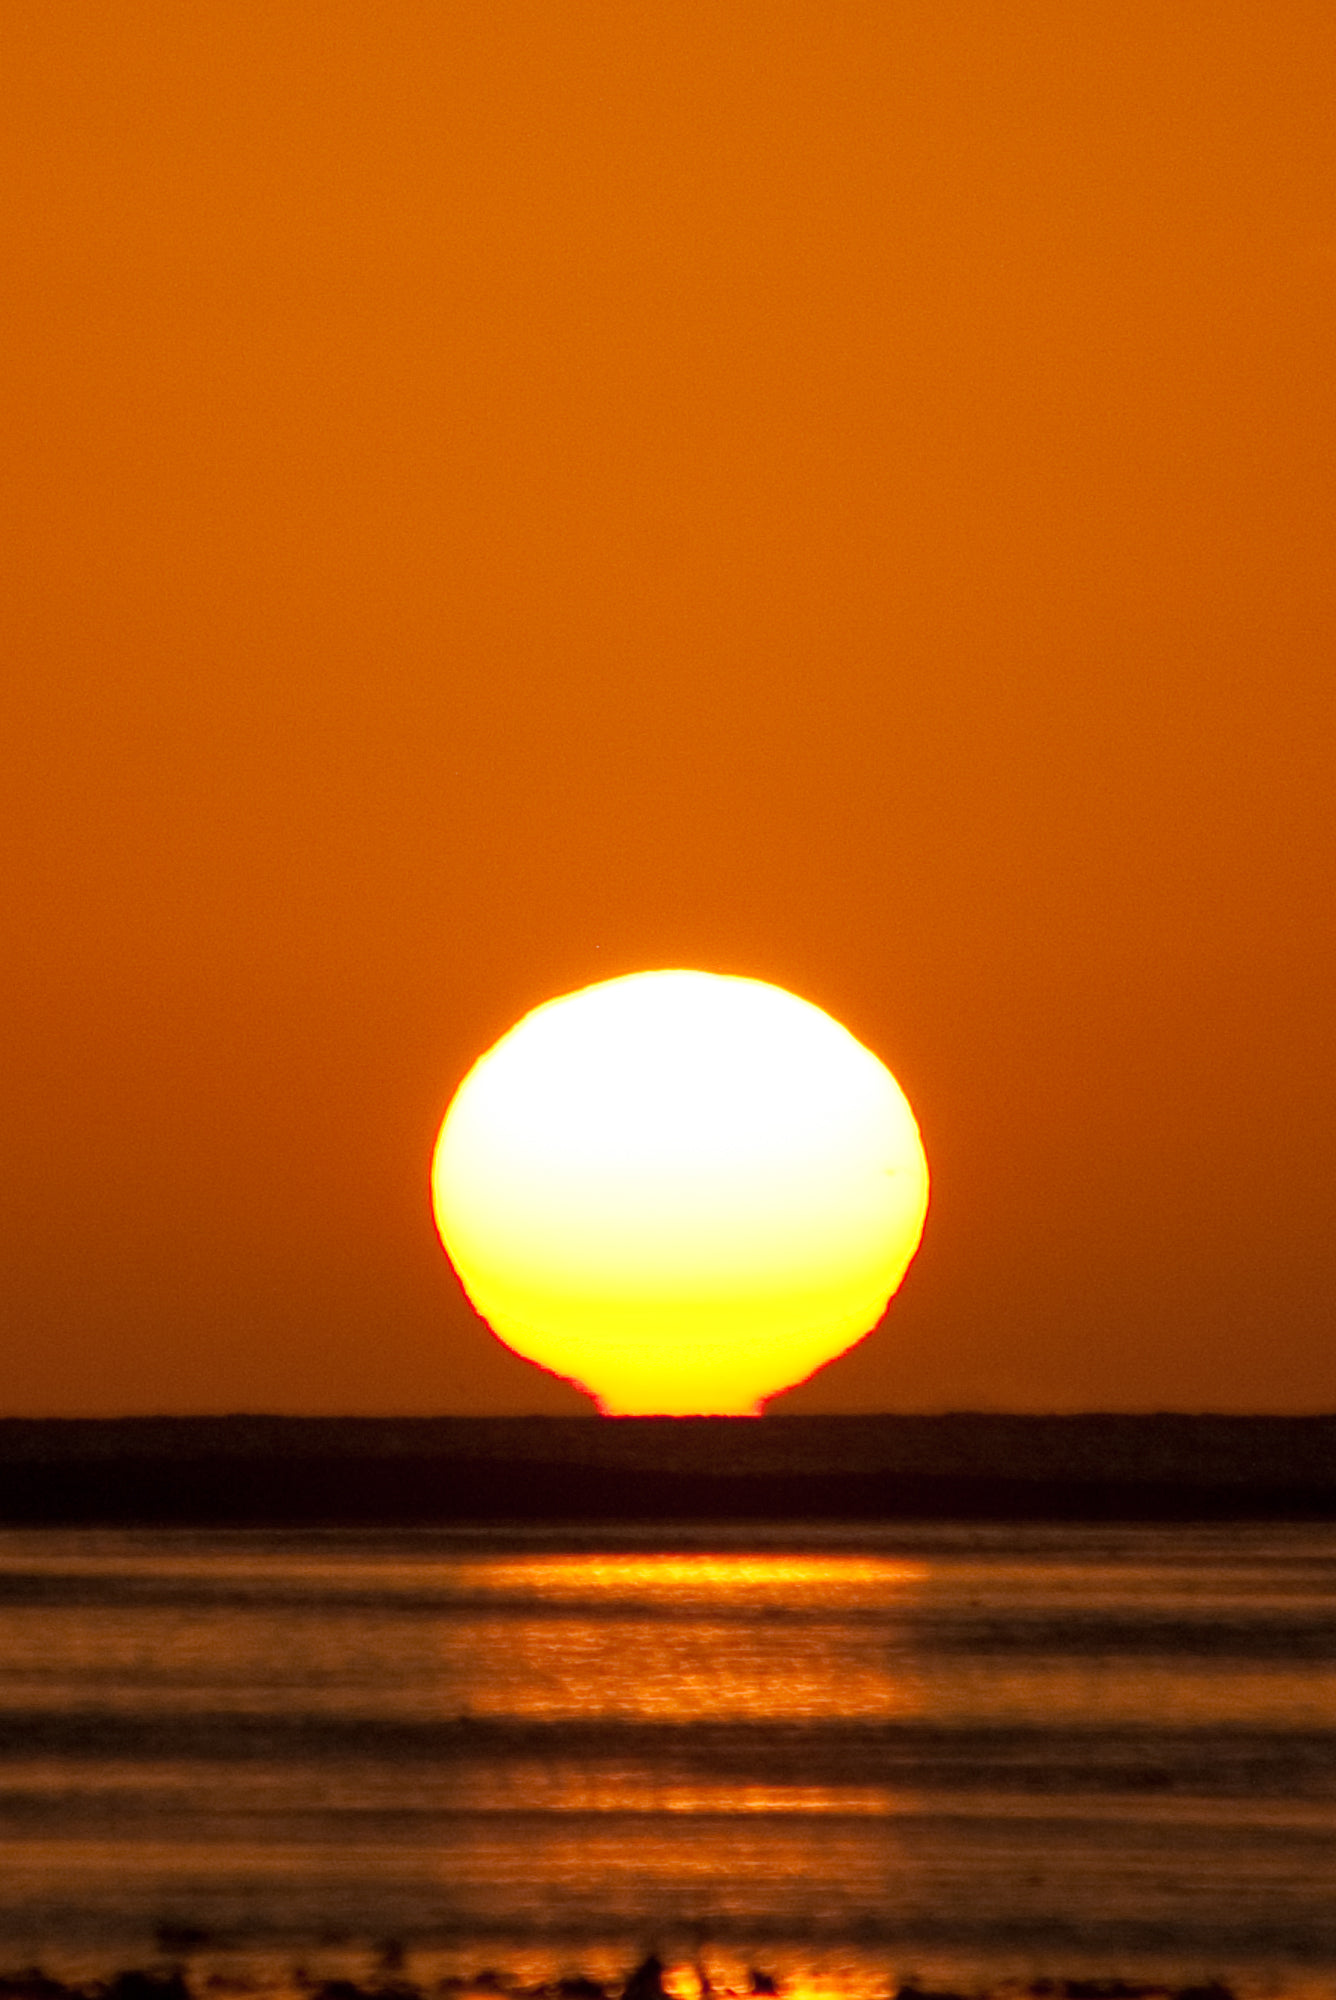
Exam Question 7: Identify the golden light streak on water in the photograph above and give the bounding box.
[473,1555,928,1600]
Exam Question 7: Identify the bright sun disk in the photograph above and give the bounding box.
[431,969,929,1414]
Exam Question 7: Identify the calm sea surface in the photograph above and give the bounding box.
[0,1523,1333,1992]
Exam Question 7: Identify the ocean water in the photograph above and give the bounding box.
[0,1522,1333,1992]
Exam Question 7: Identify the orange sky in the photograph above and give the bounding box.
[4,2,1334,1414]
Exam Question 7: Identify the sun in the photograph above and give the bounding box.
[431,970,929,1415]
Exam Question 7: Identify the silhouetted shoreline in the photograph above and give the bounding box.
[0,1967,1256,2000]
[1,1415,1335,1524]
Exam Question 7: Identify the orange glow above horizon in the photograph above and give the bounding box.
[431,970,929,1414]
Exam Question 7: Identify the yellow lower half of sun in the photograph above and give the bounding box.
[438,1148,928,1413]
[448,1272,911,1416]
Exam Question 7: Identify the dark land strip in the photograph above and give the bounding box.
[0,1416,1334,1524]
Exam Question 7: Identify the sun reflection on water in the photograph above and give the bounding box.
[0,1530,1328,1991]
[473,1555,927,1604]
[445,1552,928,1724]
